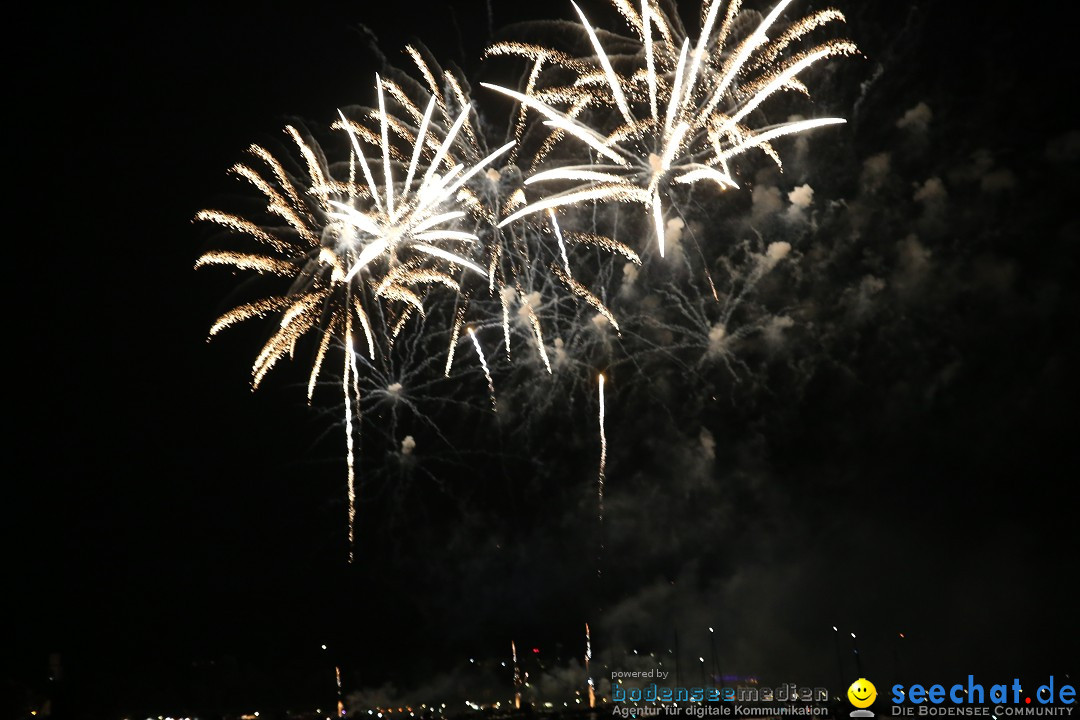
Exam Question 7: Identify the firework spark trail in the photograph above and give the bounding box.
[553,264,621,332]
[512,640,522,709]
[312,304,489,471]
[469,327,497,411]
[385,46,608,384]
[501,287,513,357]
[475,185,626,374]
[597,372,607,539]
[585,622,596,708]
[462,241,611,409]
[378,50,583,379]
[524,298,553,374]
[343,323,359,563]
[335,664,345,717]
[445,301,468,377]
[471,213,647,430]
[600,236,794,387]
[404,44,647,381]
[549,209,572,275]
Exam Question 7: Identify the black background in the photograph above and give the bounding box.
[8,0,1077,717]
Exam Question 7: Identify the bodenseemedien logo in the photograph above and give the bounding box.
[849,678,878,718]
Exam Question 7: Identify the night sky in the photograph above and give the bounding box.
[9,0,1078,718]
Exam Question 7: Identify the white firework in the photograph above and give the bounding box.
[198,71,512,559]
[483,0,857,256]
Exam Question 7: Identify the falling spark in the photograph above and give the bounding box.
[343,323,359,563]
[598,373,607,523]
[552,265,620,332]
[335,665,346,718]
[585,622,596,708]
[549,209,572,275]
[595,372,608,583]
[512,640,523,709]
[445,301,468,377]
[469,327,497,410]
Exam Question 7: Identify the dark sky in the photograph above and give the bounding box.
[8,0,1078,718]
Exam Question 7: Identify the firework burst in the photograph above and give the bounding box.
[483,0,857,256]
[637,236,796,378]
[385,45,580,375]
[196,0,861,569]
[197,72,511,559]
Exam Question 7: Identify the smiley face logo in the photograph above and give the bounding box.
[848,678,877,709]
